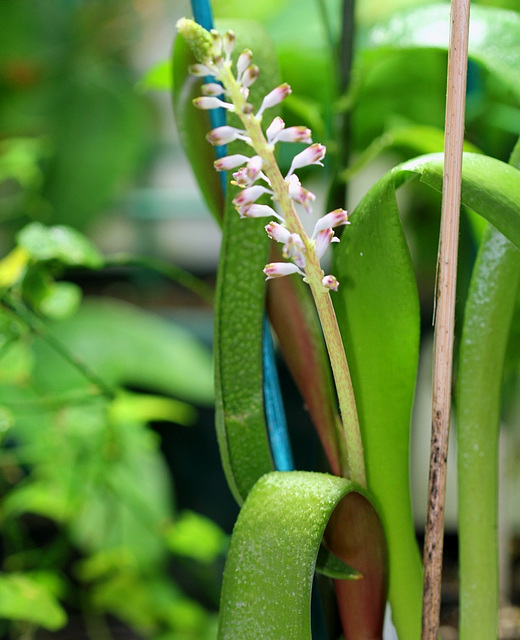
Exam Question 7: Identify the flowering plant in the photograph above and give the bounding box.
[174,6,520,640]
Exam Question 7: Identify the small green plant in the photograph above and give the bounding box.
[173,2,520,638]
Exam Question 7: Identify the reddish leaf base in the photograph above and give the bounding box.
[324,492,388,640]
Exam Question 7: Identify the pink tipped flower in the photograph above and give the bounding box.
[276,126,313,144]
[237,49,253,80]
[322,275,339,291]
[238,204,282,220]
[241,65,259,88]
[246,155,263,182]
[193,96,235,111]
[312,209,350,238]
[314,229,340,260]
[232,185,272,209]
[266,117,285,145]
[206,126,250,146]
[265,221,291,244]
[256,83,292,118]
[282,233,306,269]
[189,63,217,77]
[201,82,225,96]
[287,143,326,177]
[214,154,250,172]
[264,262,305,280]
[223,31,235,60]
[286,174,315,213]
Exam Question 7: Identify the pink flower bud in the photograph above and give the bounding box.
[322,275,339,291]
[314,229,339,260]
[287,143,326,177]
[282,233,306,269]
[286,175,315,213]
[257,83,292,117]
[266,117,285,144]
[223,31,236,60]
[232,185,272,209]
[238,204,283,220]
[214,154,250,172]
[237,50,253,79]
[193,96,235,111]
[264,262,305,280]
[241,65,259,88]
[189,63,216,77]
[206,126,249,146]
[265,222,291,244]
[312,209,349,238]
[276,126,313,144]
[246,155,263,182]
[201,83,225,96]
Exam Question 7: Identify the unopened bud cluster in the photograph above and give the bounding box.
[177,18,350,292]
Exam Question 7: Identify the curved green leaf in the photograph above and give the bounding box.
[457,226,520,640]
[218,471,387,640]
[333,151,520,638]
[364,4,520,102]
[31,298,214,405]
[214,183,273,504]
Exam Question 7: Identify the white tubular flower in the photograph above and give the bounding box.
[312,209,350,238]
[246,156,263,182]
[214,154,250,172]
[287,143,326,177]
[256,83,292,118]
[275,126,312,144]
[265,221,291,244]
[322,275,339,291]
[315,229,340,260]
[241,65,259,88]
[189,63,217,77]
[201,82,225,96]
[223,30,235,61]
[238,204,282,220]
[264,262,305,280]
[194,96,235,111]
[206,126,250,146]
[266,117,285,145]
[282,233,306,269]
[232,185,273,209]
[237,49,253,80]
[286,174,315,213]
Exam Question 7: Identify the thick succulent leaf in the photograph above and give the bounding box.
[214,182,273,504]
[333,151,520,638]
[31,298,214,405]
[456,226,520,640]
[218,471,387,640]
[364,4,520,102]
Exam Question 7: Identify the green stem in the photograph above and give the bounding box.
[104,253,214,305]
[2,293,115,400]
[220,63,366,487]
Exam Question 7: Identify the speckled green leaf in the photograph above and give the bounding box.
[0,573,66,630]
[333,151,520,638]
[218,471,387,640]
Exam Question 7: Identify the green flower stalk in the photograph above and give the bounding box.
[177,18,366,487]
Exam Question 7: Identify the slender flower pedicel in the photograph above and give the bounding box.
[176,18,366,486]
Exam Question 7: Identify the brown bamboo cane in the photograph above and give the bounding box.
[421,1,471,638]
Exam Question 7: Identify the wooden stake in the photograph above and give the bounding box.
[421,1,470,638]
